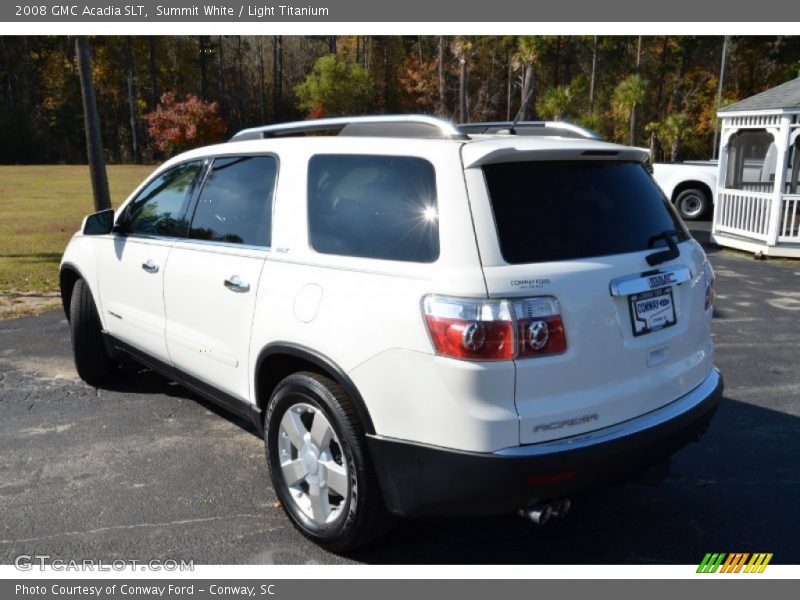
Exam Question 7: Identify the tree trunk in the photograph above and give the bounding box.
[630,36,642,146]
[198,36,208,99]
[669,37,695,113]
[521,63,534,120]
[506,51,512,121]
[148,37,158,108]
[382,38,391,112]
[563,36,574,85]
[437,36,446,116]
[272,36,282,121]
[75,37,111,212]
[258,37,265,123]
[217,36,226,118]
[553,35,561,86]
[589,35,597,113]
[236,36,245,128]
[459,57,468,123]
[124,38,139,163]
[654,36,669,121]
[328,36,336,55]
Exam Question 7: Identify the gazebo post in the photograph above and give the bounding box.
[766,115,792,246]
[712,124,732,234]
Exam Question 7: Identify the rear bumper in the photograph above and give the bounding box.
[368,368,723,518]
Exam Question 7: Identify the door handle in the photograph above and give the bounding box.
[141,260,159,273]
[224,276,250,293]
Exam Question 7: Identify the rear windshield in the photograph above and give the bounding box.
[482,161,688,264]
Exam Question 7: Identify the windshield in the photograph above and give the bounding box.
[482,161,688,264]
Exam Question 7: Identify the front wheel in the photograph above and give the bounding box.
[69,278,114,385]
[264,372,392,552]
[675,188,710,221]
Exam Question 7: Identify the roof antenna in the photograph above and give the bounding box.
[509,77,536,135]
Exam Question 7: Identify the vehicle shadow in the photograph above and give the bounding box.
[348,396,799,564]
[97,362,258,435]
[116,362,799,564]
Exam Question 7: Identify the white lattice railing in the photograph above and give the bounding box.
[740,182,774,193]
[779,195,800,241]
[715,190,773,242]
[723,115,782,128]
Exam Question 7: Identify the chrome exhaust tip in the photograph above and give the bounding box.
[520,504,553,525]
[551,498,571,518]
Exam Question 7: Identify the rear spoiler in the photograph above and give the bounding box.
[461,143,650,169]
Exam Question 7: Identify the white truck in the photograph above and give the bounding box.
[651,161,718,221]
[459,122,719,221]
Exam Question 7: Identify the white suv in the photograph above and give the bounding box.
[60,115,723,551]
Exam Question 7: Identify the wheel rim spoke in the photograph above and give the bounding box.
[282,409,308,449]
[280,458,307,487]
[308,480,331,522]
[309,411,333,449]
[322,460,348,497]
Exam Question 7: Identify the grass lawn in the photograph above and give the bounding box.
[0,165,153,303]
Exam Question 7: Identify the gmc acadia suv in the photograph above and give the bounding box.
[60,115,723,551]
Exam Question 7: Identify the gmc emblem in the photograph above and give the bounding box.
[647,273,676,289]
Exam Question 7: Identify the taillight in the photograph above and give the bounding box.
[511,297,568,357]
[422,296,515,360]
[422,295,567,361]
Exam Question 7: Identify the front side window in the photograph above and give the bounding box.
[307,154,439,262]
[125,161,203,237]
[189,156,278,247]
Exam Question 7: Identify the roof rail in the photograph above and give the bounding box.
[230,115,469,142]
[457,121,602,140]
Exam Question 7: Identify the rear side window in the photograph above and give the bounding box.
[126,161,202,237]
[189,156,278,247]
[482,161,688,264]
[308,155,439,262]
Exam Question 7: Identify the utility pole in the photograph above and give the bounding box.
[711,36,729,160]
[75,37,111,212]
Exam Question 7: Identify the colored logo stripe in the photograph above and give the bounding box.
[697,552,773,573]
[697,553,726,573]
[745,553,773,573]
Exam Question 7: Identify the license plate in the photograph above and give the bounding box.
[628,287,676,336]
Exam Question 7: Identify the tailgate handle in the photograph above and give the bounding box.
[610,266,692,297]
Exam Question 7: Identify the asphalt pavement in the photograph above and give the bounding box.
[1,223,798,565]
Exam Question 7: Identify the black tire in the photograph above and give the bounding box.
[675,187,710,221]
[69,278,114,385]
[264,372,393,552]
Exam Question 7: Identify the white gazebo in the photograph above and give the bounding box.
[712,76,800,257]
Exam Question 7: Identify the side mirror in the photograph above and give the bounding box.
[82,208,115,235]
[111,204,131,234]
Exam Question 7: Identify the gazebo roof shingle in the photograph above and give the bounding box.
[721,77,800,112]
